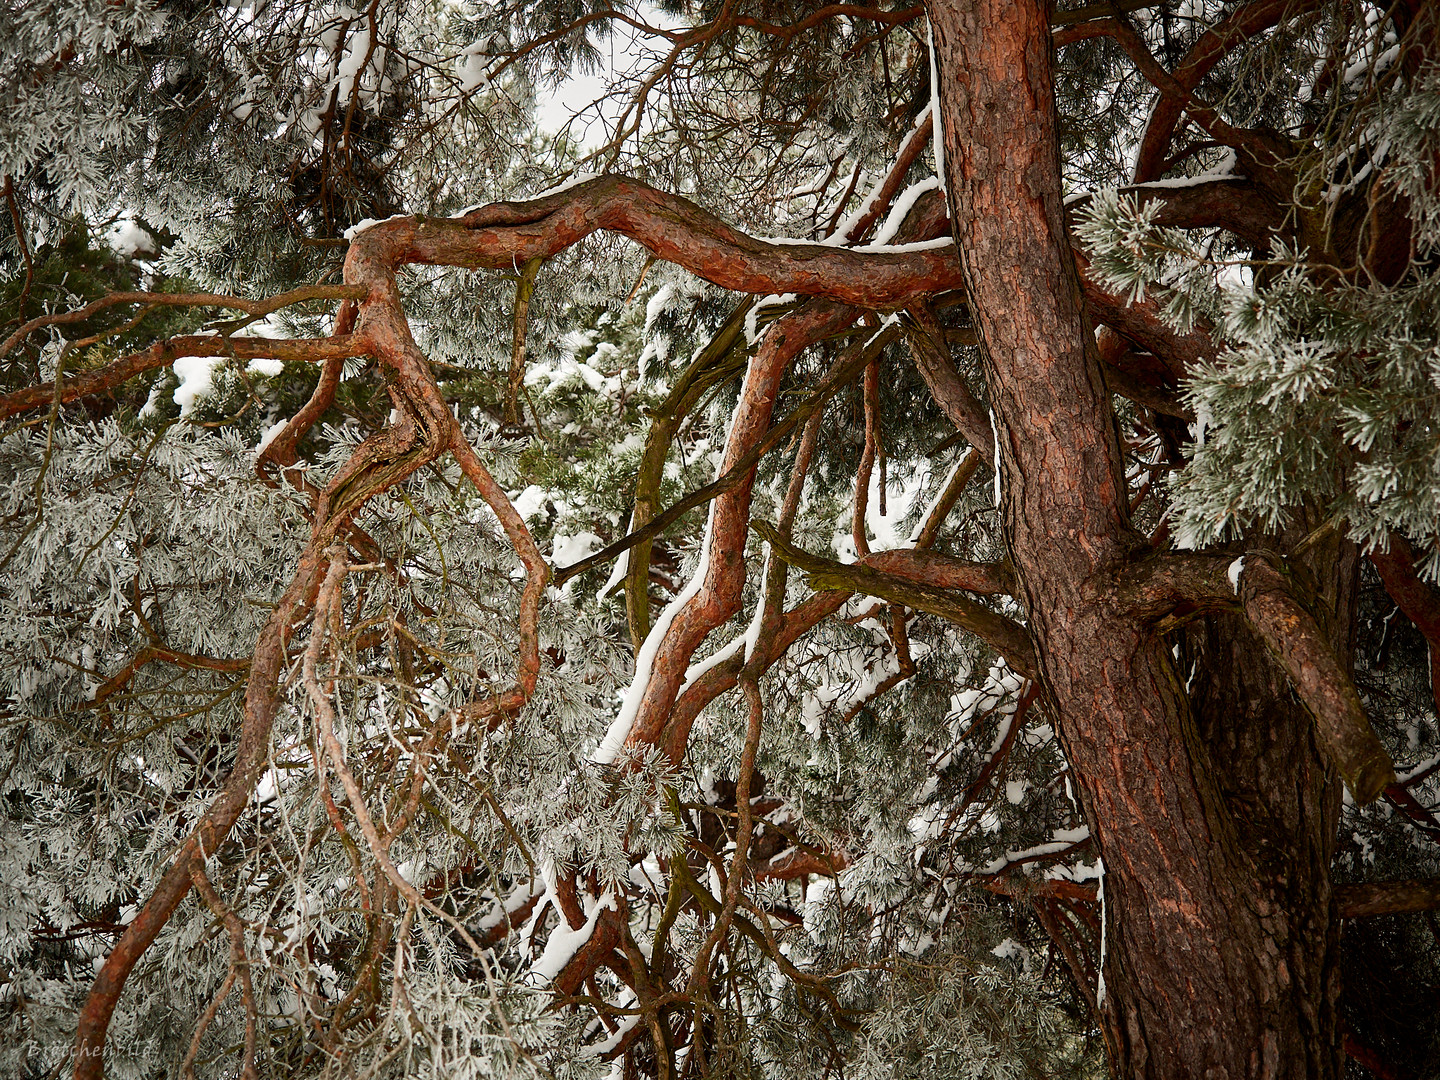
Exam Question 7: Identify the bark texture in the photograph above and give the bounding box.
[927,1,1344,1075]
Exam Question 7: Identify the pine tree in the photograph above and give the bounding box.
[2,2,1439,1079]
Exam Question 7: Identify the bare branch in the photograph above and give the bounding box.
[754,522,1037,677]
[373,176,966,308]
[554,314,884,586]
[914,447,983,549]
[901,306,993,463]
[1,334,366,421]
[1,284,367,358]
[1337,879,1440,919]
[1369,534,1440,710]
[1131,0,1323,184]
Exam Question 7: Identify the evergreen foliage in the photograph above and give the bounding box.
[2,2,1439,1079]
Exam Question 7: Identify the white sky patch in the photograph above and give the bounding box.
[532,11,686,147]
[531,170,603,200]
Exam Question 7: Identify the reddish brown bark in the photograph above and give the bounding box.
[618,302,857,756]
[928,1,1353,1075]
[412,178,967,306]
[71,185,554,1080]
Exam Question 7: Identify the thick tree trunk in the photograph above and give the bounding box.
[926,1,1344,1076]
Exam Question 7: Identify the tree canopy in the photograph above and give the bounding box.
[2,1,1440,1078]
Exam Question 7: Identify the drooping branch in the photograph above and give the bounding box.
[188,865,259,1080]
[76,535,341,1080]
[1234,554,1396,804]
[76,186,507,1080]
[901,306,993,462]
[449,429,551,704]
[256,299,360,477]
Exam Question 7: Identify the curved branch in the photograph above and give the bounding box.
[1369,534,1440,711]
[901,306,994,463]
[1074,248,1217,381]
[554,317,891,586]
[75,189,464,1080]
[256,300,360,476]
[625,298,755,647]
[1132,0,1323,184]
[1122,547,1398,804]
[1068,177,1287,250]
[363,176,965,307]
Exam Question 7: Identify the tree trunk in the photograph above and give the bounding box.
[926,1,1345,1075]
